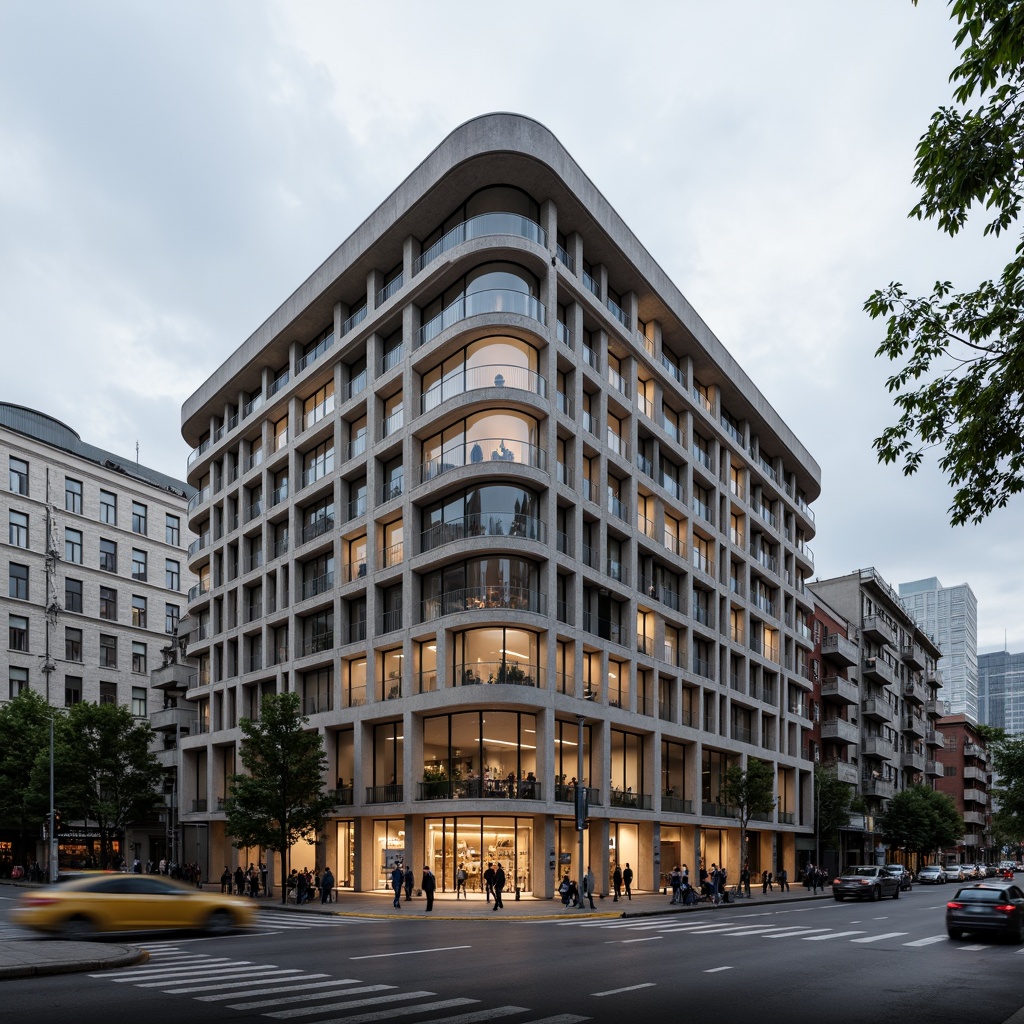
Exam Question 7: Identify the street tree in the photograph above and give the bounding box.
[721,758,776,875]
[56,701,164,869]
[991,735,1024,845]
[877,784,964,861]
[0,690,54,867]
[865,0,1024,525]
[223,692,334,903]
[815,761,854,859]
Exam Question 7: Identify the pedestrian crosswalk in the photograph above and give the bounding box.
[252,909,376,930]
[536,915,1014,951]
[91,947,591,1024]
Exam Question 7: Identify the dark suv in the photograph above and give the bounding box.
[884,864,913,891]
[833,865,900,902]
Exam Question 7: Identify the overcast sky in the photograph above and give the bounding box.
[1,1,1018,653]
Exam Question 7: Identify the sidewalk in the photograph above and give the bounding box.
[0,878,828,979]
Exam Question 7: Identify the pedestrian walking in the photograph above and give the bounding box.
[492,862,505,910]
[403,864,414,902]
[484,862,496,904]
[670,866,682,904]
[456,863,468,899]
[584,865,596,909]
[681,863,690,890]
[220,866,232,893]
[612,863,623,902]
[422,865,436,912]
[391,862,404,908]
[740,863,751,897]
[623,862,633,900]
[806,862,818,894]
[558,873,573,907]
[778,867,789,892]
[761,869,770,894]
[321,866,335,904]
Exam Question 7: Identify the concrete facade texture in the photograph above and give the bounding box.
[177,113,824,898]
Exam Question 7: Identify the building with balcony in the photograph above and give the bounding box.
[809,568,943,857]
[935,713,993,865]
[1,402,196,868]
[978,649,1024,735]
[899,576,977,721]
[177,113,821,897]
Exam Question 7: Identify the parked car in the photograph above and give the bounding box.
[948,864,975,882]
[11,873,255,939]
[917,865,947,885]
[947,883,1024,942]
[833,865,901,902]
[884,864,913,891]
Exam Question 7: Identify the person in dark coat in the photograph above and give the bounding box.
[391,862,404,908]
[622,863,633,900]
[422,865,436,912]
[220,867,232,893]
[403,864,414,902]
[234,866,245,896]
[492,862,506,910]
[483,862,496,904]
[321,866,335,904]
[612,863,623,902]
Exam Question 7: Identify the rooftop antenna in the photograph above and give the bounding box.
[136,440,140,464]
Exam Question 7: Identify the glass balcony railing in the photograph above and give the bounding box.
[413,212,547,276]
[421,364,545,413]
[421,513,545,552]
[419,437,546,483]
[416,289,546,348]
[376,273,404,306]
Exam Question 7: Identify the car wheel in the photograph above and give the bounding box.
[948,928,963,940]
[62,916,95,941]
[833,894,843,901]
[893,886,900,899]
[871,886,881,902]
[205,910,234,936]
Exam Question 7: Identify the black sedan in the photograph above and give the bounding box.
[833,865,900,901]
[947,884,1024,942]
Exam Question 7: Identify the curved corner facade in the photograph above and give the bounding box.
[178,113,822,897]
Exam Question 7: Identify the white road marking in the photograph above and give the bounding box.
[622,936,662,943]
[350,944,471,959]
[802,931,867,941]
[196,979,362,1002]
[259,989,435,1017]
[141,968,308,989]
[592,983,657,997]
[296,1003,522,1024]
[958,945,987,951]
[851,932,908,943]
[704,966,733,973]
[903,935,947,947]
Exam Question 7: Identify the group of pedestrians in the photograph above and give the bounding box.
[611,862,633,901]
[389,860,440,912]
[801,863,828,893]
[220,863,269,897]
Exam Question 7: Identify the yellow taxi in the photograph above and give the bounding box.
[12,873,256,938]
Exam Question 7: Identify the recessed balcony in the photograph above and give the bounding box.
[415,289,546,349]
[412,212,546,277]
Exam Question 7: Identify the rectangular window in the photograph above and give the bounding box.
[132,501,148,535]
[165,603,180,635]
[132,595,147,628]
[64,677,82,706]
[99,634,117,668]
[132,641,147,674]
[65,477,83,514]
[100,586,117,621]
[65,578,83,613]
[9,457,28,495]
[9,666,28,699]
[100,490,117,525]
[9,562,28,600]
[100,538,118,572]
[8,510,28,547]
[65,528,83,564]
[165,514,180,546]
[131,686,147,717]
[65,627,83,662]
[9,614,28,652]
[100,681,117,705]
[165,559,180,590]
[131,548,147,581]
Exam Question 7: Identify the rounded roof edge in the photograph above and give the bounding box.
[0,402,82,444]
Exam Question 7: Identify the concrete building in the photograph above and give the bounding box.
[178,113,822,897]
[809,569,944,862]
[1,402,196,867]
[978,650,1024,735]
[899,576,977,721]
[935,713,993,865]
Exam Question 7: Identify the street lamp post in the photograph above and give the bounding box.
[48,716,58,883]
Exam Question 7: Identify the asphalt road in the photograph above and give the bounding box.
[3,887,1024,1024]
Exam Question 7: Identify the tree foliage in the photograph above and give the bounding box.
[992,735,1024,843]
[223,692,334,903]
[57,702,164,868]
[721,758,776,868]
[877,784,964,856]
[815,761,854,853]
[0,691,54,863]
[865,0,1024,525]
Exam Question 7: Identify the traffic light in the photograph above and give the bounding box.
[53,808,61,832]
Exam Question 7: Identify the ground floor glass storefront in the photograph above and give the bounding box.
[425,817,533,894]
